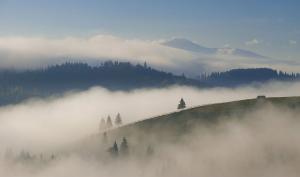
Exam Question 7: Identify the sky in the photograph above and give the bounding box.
[0,0,299,69]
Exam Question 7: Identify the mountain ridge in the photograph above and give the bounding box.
[162,38,268,59]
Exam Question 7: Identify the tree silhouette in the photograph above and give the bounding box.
[177,98,186,109]
[120,137,129,155]
[40,153,44,161]
[146,145,154,156]
[108,141,119,157]
[99,118,106,131]
[115,113,122,126]
[144,61,148,68]
[18,150,32,161]
[51,154,56,160]
[106,115,113,129]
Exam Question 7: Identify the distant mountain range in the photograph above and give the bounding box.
[0,61,298,106]
[162,38,268,59]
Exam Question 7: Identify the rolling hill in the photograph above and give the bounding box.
[82,96,300,153]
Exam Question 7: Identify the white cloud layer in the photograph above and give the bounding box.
[1,83,300,177]
[0,81,300,152]
[0,34,299,74]
[0,35,194,69]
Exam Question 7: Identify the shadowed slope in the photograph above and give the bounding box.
[83,96,300,152]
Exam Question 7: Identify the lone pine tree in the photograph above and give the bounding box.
[106,115,113,129]
[120,137,129,155]
[177,98,186,109]
[108,141,119,157]
[115,113,122,126]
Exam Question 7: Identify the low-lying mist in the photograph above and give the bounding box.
[1,100,300,177]
[1,81,300,177]
[0,81,300,151]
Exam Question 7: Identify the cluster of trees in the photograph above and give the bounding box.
[99,113,123,131]
[106,137,154,158]
[98,98,186,159]
[3,149,57,164]
[99,99,186,133]
[108,137,129,157]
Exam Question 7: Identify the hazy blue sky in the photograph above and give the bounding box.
[0,0,299,59]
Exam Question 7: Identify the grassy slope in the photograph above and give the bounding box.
[83,96,300,152]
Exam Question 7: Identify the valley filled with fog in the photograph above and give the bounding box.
[1,82,300,177]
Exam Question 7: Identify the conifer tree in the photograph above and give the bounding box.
[120,137,129,155]
[108,141,119,157]
[115,113,122,126]
[177,98,186,109]
[146,145,154,156]
[113,141,119,156]
[106,115,113,129]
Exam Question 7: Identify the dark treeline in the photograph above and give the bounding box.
[0,62,299,106]
[0,61,201,105]
[198,68,300,87]
[0,61,197,90]
[3,148,58,166]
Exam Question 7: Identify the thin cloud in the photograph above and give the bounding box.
[0,34,299,74]
[245,38,262,46]
[289,40,297,45]
[0,35,194,69]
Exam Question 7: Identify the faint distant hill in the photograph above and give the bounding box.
[0,61,202,105]
[199,68,300,87]
[162,38,268,59]
[162,38,216,54]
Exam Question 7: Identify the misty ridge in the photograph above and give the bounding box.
[0,61,299,106]
[1,82,300,177]
[2,95,300,177]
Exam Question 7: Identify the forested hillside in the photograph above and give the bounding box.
[199,68,299,87]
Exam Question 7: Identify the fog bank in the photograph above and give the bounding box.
[1,103,300,177]
[0,81,299,152]
[0,35,299,75]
